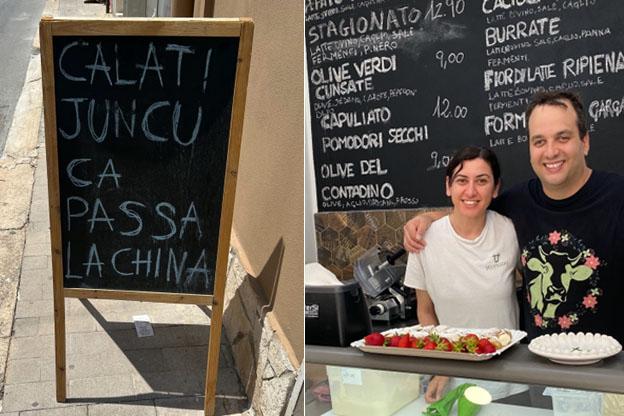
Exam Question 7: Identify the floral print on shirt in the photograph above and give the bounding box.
[522,230,604,331]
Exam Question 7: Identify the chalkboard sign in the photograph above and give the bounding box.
[40,18,253,415]
[305,0,624,211]
[48,30,243,294]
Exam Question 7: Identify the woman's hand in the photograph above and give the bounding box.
[425,376,450,403]
[403,214,434,252]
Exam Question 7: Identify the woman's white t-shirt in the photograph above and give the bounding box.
[404,210,526,399]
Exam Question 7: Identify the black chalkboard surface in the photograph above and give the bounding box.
[306,0,624,211]
[51,35,239,294]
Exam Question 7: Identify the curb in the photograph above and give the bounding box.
[0,5,46,408]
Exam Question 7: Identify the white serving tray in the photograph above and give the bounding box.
[351,324,527,362]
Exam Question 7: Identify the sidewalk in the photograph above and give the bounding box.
[0,1,250,415]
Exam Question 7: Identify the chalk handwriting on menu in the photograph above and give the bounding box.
[57,41,211,145]
[55,37,231,292]
[306,0,624,211]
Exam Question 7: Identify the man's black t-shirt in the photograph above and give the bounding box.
[491,171,624,344]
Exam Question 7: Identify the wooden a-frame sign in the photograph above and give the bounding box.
[40,17,253,416]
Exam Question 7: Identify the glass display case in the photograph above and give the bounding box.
[305,344,624,415]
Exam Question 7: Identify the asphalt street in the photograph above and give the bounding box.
[0,0,46,155]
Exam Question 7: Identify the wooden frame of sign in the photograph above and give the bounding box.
[40,17,253,416]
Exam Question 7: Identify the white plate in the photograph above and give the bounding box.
[351,325,527,361]
[528,332,622,365]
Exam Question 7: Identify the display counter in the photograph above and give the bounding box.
[305,344,624,416]
[306,344,624,394]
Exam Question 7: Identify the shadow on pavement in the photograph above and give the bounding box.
[66,298,248,412]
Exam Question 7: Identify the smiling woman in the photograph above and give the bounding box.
[403,145,526,404]
[445,148,501,237]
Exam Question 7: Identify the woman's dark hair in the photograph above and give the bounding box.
[445,146,501,185]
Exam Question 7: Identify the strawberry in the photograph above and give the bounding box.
[411,338,425,349]
[451,340,464,352]
[397,334,411,348]
[364,332,385,346]
[461,333,480,353]
[464,343,478,353]
[389,335,401,347]
[461,333,479,345]
[424,332,440,344]
[435,337,452,351]
[476,338,496,354]
[423,341,437,350]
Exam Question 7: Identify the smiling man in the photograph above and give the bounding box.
[526,93,591,200]
[403,90,624,345]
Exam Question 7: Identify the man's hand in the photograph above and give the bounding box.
[403,214,434,252]
[425,376,450,403]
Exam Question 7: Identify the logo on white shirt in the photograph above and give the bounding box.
[485,253,507,270]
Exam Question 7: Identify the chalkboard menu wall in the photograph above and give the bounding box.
[306,0,624,212]
[53,35,239,293]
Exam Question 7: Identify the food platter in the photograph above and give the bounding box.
[351,325,527,361]
[528,332,622,365]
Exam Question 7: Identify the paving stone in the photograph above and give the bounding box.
[41,284,54,300]
[30,200,50,213]
[67,331,121,356]
[68,374,135,398]
[65,352,134,380]
[123,348,168,374]
[5,357,41,384]
[20,268,51,285]
[38,314,98,336]
[37,315,56,336]
[15,299,54,318]
[27,220,51,234]
[24,242,52,257]
[161,346,207,372]
[88,401,156,416]
[21,255,51,271]
[8,335,55,359]
[64,300,100,320]
[19,407,88,415]
[154,396,204,415]
[133,370,204,396]
[104,325,209,352]
[25,230,51,245]
[12,317,40,337]
[18,282,44,301]
[40,357,57,381]
[1,381,72,413]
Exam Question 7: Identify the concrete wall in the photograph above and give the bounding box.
[211,1,303,365]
